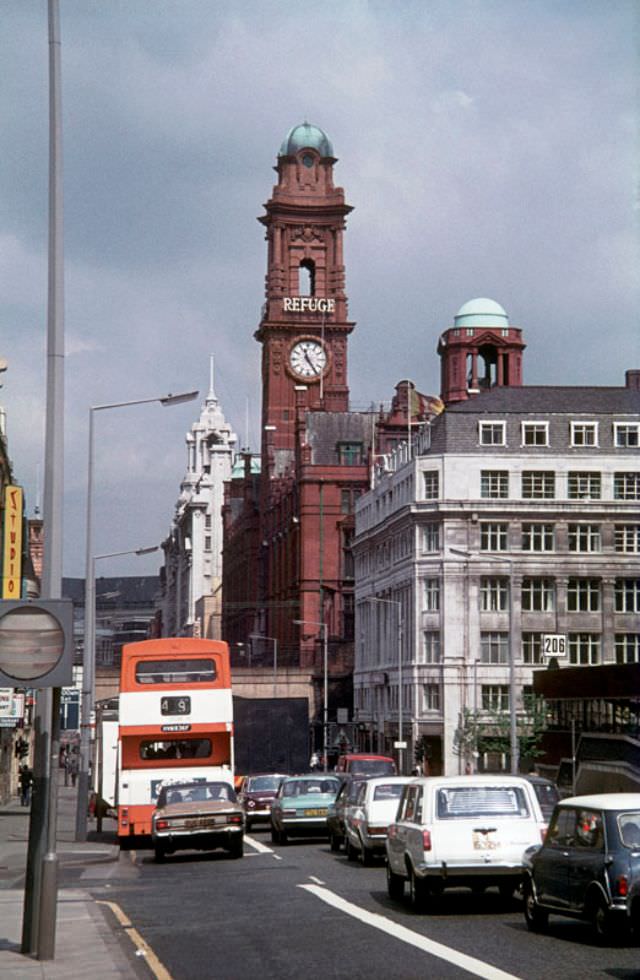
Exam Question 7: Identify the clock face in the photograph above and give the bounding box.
[289,340,327,379]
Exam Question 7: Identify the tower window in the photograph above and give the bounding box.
[337,442,363,465]
[479,421,506,446]
[298,259,315,296]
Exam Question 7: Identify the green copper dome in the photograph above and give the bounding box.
[454,298,510,328]
[279,122,334,158]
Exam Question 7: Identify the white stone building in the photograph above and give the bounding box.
[160,359,237,637]
[353,299,640,776]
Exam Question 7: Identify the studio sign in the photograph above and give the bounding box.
[283,297,335,313]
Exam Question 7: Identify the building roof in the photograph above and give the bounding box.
[454,297,509,328]
[445,385,640,415]
[279,122,334,158]
[63,575,159,606]
[306,411,376,465]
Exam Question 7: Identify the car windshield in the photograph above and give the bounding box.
[349,760,395,775]
[247,776,282,792]
[619,812,640,848]
[531,781,559,815]
[158,782,235,806]
[282,779,339,797]
[437,786,530,819]
[373,783,404,801]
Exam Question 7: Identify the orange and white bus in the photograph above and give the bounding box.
[116,637,233,840]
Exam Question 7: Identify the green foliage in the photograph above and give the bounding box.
[453,697,547,768]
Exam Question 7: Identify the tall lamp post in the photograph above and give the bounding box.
[449,547,518,775]
[249,633,278,696]
[293,619,328,772]
[75,389,198,842]
[367,596,404,775]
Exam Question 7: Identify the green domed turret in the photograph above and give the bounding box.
[279,122,334,158]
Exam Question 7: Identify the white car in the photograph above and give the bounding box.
[344,776,412,864]
[385,774,547,910]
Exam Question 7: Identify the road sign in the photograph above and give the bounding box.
[0,599,73,687]
[394,740,407,749]
[542,634,567,658]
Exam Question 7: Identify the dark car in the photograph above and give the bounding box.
[238,774,286,831]
[524,775,561,821]
[326,776,370,852]
[523,793,640,942]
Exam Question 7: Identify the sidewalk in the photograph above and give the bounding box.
[0,784,138,978]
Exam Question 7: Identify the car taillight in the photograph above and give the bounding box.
[229,814,243,825]
[156,819,169,830]
[615,875,629,897]
[120,808,128,827]
[422,830,432,851]
[367,826,386,836]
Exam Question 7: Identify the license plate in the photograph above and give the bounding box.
[184,816,220,829]
[473,831,499,850]
[304,808,327,817]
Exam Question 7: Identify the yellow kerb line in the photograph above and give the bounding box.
[97,899,173,980]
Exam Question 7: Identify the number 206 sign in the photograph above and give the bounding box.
[542,634,567,657]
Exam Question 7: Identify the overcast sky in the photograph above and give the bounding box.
[2,0,638,578]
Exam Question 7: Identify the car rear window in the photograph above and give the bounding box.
[283,779,340,797]
[437,785,531,819]
[373,784,404,801]
[619,813,640,848]
[348,759,396,775]
[247,776,282,792]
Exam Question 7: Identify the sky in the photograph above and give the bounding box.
[1,0,638,578]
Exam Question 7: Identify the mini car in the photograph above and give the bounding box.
[238,773,286,830]
[386,775,547,910]
[270,774,341,843]
[151,778,244,861]
[523,793,640,942]
[344,776,411,864]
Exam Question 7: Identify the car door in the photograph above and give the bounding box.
[567,807,605,912]
[387,783,419,873]
[534,806,574,908]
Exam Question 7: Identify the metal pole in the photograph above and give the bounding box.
[397,603,404,776]
[273,638,277,698]
[508,559,518,774]
[75,416,95,843]
[323,624,328,774]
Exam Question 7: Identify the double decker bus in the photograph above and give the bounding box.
[116,637,233,840]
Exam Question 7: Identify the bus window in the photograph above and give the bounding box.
[140,738,212,761]
[135,658,216,685]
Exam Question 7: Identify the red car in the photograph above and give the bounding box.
[238,774,286,830]
[335,754,397,776]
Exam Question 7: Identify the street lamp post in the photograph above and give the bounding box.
[75,390,198,842]
[449,548,518,775]
[367,596,404,775]
[293,619,328,772]
[249,634,278,696]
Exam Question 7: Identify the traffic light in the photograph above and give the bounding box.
[0,599,73,687]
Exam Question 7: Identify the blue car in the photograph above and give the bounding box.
[270,774,341,844]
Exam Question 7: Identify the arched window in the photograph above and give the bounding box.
[298,259,315,296]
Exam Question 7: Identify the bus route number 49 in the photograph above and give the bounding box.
[161,696,191,715]
[542,634,567,657]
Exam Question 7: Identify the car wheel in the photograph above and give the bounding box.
[386,862,405,901]
[523,878,548,933]
[153,845,165,863]
[329,832,342,852]
[228,836,244,859]
[591,894,619,944]
[408,866,430,913]
[346,838,358,862]
[270,825,280,844]
[245,819,252,833]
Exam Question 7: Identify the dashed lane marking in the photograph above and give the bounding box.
[299,884,522,980]
[244,834,275,855]
[308,875,325,885]
[97,899,172,980]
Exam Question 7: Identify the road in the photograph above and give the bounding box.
[62,826,640,980]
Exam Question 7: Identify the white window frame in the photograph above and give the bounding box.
[480,631,509,664]
[422,631,441,664]
[522,633,544,665]
[521,523,555,552]
[480,470,509,499]
[615,525,640,553]
[521,578,555,612]
[423,471,439,500]
[479,421,506,447]
[480,577,509,612]
[521,421,549,447]
[567,471,601,500]
[615,634,640,664]
[422,524,439,553]
[614,422,640,448]
[567,578,601,613]
[615,578,640,613]
[614,473,640,500]
[568,633,600,666]
[570,421,598,447]
[482,684,510,712]
[423,578,440,612]
[568,524,601,553]
[522,470,555,499]
[480,522,509,552]
[422,683,441,712]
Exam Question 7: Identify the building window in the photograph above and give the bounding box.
[481,632,509,664]
[479,421,506,446]
[342,528,354,580]
[522,523,554,552]
[567,471,601,500]
[480,470,509,499]
[522,633,544,665]
[615,525,640,553]
[423,683,441,711]
[522,422,549,446]
[614,473,640,500]
[480,523,508,551]
[568,524,601,552]
[423,471,439,499]
[567,578,601,612]
[480,577,508,612]
[521,578,555,612]
[204,536,211,552]
[615,634,640,664]
[570,422,598,447]
[522,471,555,499]
[337,442,363,465]
[423,578,440,612]
[482,685,510,711]
[422,631,441,663]
[205,514,212,529]
[614,578,640,613]
[568,633,600,665]
[614,423,640,448]
[422,524,439,553]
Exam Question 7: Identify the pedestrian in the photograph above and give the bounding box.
[19,764,33,807]
[63,750,71,786]
[69,753,79,787]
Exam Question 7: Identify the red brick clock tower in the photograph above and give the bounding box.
[255,123,354,469]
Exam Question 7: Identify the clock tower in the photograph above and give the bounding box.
[255,123,354,473]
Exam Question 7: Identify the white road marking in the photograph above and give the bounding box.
[308,875,325,885]
[244,834,275,855]
[299,884,522,980]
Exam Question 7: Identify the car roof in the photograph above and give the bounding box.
[557,793,640,810]
[365,776,412,786]
[408,774,537,787]
[340,754,394,761]
[285,773,340,780]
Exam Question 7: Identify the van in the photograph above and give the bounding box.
[335,753,397,776]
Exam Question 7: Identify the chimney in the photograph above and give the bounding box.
[625,370,640,390]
